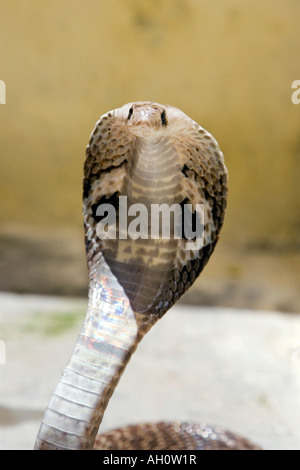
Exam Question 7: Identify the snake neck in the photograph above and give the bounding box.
[34,254,157,450]
[127,136,179,203]
[96,135,184,316]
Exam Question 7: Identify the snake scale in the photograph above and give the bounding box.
[34,102,259,450]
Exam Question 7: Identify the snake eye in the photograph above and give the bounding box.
[127,107,133,120]
[161,110,167,126]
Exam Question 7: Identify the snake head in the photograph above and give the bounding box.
[112,101,189,139]
[126,102,167,138]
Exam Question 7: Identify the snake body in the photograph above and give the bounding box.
[94,422,258,450]
[34,102,257,450]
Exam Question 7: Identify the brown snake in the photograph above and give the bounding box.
[34,102,259,450]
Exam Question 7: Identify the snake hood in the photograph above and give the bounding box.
[83,101,228,317]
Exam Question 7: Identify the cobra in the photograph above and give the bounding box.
[34,102,258,450]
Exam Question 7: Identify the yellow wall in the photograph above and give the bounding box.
[1,0,299,247]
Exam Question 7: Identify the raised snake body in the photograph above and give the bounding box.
[34,102,258,450]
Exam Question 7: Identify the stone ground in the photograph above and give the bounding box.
[0,292,300,450]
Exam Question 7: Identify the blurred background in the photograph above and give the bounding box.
[1,0,300,451]
[0,0,299,312]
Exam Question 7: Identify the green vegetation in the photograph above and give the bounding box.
[20,310,83,336]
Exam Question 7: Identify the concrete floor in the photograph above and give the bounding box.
[0,292,300,450]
